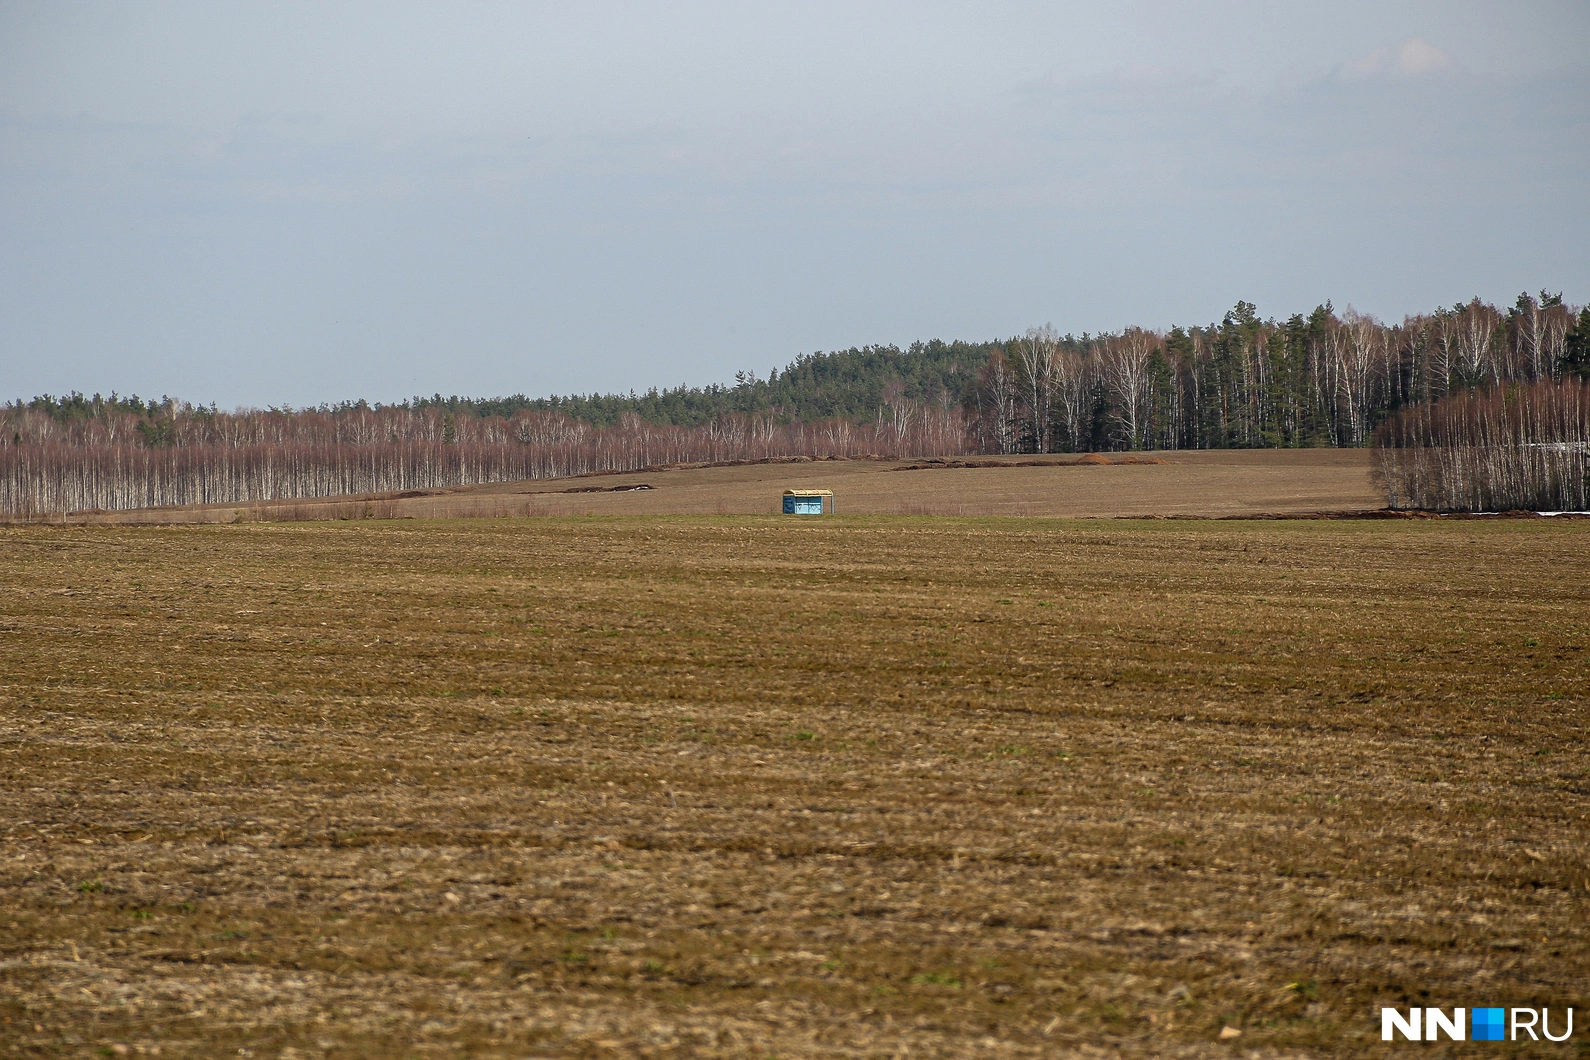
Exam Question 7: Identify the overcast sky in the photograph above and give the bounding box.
[2,1,1587,408]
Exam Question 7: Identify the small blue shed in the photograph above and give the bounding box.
[782,489,834,515]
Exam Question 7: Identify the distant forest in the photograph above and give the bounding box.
[4,292,1588,515]
[388,291,1590,453]
[409,340,992,429]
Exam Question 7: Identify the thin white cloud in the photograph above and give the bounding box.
[1338,37,1454,81]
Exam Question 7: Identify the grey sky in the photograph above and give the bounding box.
[2,1,1586,408]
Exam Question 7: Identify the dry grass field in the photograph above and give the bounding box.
[2,513,1588,1058]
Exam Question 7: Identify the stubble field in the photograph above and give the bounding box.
[2,514,1587,1058]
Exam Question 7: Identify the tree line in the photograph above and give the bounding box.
[0,403,971,517]
[1374,379,1590,512]
[4,292,1585,515]
[966,294,1588,455]
[408,339,991,428]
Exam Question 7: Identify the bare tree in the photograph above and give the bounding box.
[1014,325,1059,453]
[1455,297,1500,385]
[881,378,914,455]
[1099,328,1156,449]
[1514,292,1548,380]
[1052,347,1092,452]
[977,348,1019,454]
[1331,309,1383,446]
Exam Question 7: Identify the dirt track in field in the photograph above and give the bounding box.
[39,449,1383,525]
[2,516,1587,1057]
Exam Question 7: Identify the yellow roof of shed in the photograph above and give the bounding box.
[783,489,833,496]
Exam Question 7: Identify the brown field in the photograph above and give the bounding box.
[3,512,1588,1058]
[37,449,1383,525]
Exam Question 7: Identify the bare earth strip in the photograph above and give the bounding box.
[35,449,1383,524]
[1,515,1586,1058]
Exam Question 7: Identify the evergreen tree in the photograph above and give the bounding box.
[1561,307,1590,381]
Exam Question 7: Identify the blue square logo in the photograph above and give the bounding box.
[1473,1007,1506,1041]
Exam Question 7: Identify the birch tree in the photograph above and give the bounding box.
[1015,325,1059,453]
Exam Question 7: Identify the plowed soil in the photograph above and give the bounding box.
[2,516,1586,1058]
